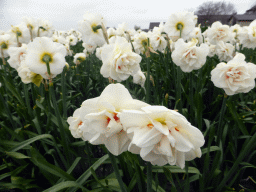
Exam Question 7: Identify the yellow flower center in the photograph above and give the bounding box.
[176,22,184,31]
[91,23,101,33]
[0,43,8,49]
[41,53,53,64]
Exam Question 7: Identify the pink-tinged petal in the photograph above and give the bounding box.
[89,133,105,145]
[157,136,172,157]
[141,151,159,162]
[96,100,115,112]
[98,83,133,110]
[104,131,130,156]
[167,134,176,147]
[170,127,194,152]
[142,105,169,116]
[140,145,155,158]
[119,99,149,111]
[80,97,100,116]
[104,133,119,156]
[105,120,123,137]
[128,143,141,154]
[150,156,168,166]
[176,150,185,169]
[120,110,151,130]
[133,127,162,148]
[152,120,169,135]
[185,148,202,161]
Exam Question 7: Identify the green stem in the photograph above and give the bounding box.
[215,130,256,191]
[23,83,33,117]
[106,150,127,192]
[216,95,228,145]
[45,61,70,168]
[146,56,150,104]
[189,72,194,124]
[147,162,152,192]
[176,67,182,112]
[61,67,67,119]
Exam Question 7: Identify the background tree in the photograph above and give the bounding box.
[195,1,237,15]
[244,3,256,14]
[134,25,141,31]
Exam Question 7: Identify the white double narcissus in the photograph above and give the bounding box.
[211,53,256,95]
[68,83,149,156]
[171,38,209,72]
[120,106,205,169]
[206,21,232,45]
[100,36,142,82]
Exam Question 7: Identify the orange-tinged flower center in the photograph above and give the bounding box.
[106,112,120,125]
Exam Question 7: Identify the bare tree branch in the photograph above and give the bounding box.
[195,1,237,15]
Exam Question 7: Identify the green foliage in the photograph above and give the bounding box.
[0,32,256,192]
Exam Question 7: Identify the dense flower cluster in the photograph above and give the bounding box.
[67,83,205,169]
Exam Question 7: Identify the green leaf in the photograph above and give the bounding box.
[43,181,88,192]
[153,166,200,174]
[9,134,54,152]
[3,77,25,107]
[6,151,31,159]
[67,154,109,192]
[202,146,220,154]
[30,147,75,181]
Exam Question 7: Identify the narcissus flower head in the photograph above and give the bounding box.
[211,53,256,95]
[25,37,67,79]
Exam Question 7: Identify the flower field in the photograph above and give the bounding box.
[0,12,256,191]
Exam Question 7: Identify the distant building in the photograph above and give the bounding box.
[228,14,256,26]
[197,15,231,27]
[148,14,256,31]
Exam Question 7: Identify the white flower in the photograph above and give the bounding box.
[206,21,232,45]
[66,34,78,46]
[7,44,27,70]
[52,34,68,44]
[238,20,256,49]
[171,38,209,72]
[25,37,67,79]
[22,16,38,39]
[73,53,86,64]
[8,23,30,44]
[37,18,53,37]
[82,42,97,53]
[132,70,146,88]
[78,12,106,47]
[215,41,234,62]
[188,25,203,44]
[100,36,142,82]
[68,83,149,156]
[107,27,117,41]
[120,105,205,168]
[132,31,149,54]
[211,53,256,95]
[164,11,196,40]
[0,34,15,58]
[149,30,167,52]
[67,107,87,139]
[17,62,36,84]
[230,24,242,43]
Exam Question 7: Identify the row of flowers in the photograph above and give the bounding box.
[1,11,256,170]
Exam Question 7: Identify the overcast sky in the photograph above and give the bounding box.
[0,0,255,32]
